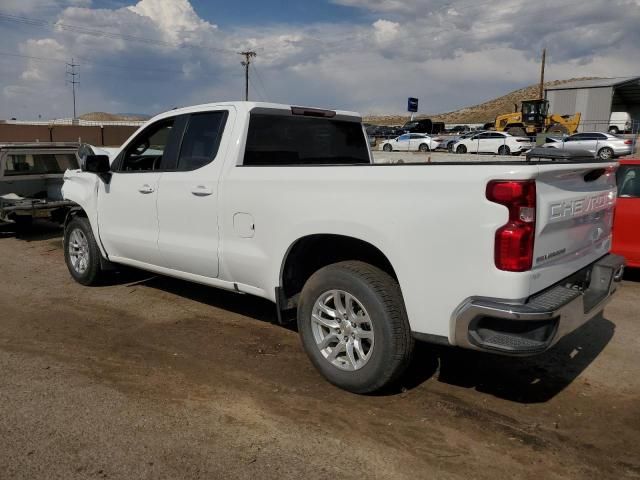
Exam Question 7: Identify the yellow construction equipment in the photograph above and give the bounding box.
[494,99,581,136]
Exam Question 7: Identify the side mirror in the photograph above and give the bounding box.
[84,155,110,174]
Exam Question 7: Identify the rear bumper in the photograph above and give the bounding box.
[452,254,625,355]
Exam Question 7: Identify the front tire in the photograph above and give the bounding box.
[382,144,393,152]
[297,261,414,394]
[64,216,104,286]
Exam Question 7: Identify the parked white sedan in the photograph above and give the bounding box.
[379,133,440,152]
[453,131,534,155]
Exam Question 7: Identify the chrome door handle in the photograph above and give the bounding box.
[191,185,213,196]
[138,184,154,194]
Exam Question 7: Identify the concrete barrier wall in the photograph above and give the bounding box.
[0,124,51,142]
[0,123,139,146]
[51,125,102,144]
[103,125,138,146]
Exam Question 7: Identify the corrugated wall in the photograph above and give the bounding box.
[547,87,613,132]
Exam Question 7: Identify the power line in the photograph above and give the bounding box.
[250,62,270,102]
[66,58,79,119]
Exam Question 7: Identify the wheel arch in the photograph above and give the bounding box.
[277,234,399,319]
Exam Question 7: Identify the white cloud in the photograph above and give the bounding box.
[1,0,639,120]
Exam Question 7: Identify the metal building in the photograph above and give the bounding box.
[545,77,640,132]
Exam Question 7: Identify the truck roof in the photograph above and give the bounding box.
[148,101,362,124]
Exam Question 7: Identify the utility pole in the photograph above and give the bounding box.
[66,58,79,119]
[238,51,256,101]
[539,48,546,100]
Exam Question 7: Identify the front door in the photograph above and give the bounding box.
[613,164,640,265]
[98,117,179,265]
[156,108,233,278]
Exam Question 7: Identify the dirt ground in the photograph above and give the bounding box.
[1,222,639,480]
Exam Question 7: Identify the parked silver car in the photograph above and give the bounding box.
[542,132,634,160]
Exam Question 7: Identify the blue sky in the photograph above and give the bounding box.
[1,0,639,120]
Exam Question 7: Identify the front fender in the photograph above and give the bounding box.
[62,170,107,258]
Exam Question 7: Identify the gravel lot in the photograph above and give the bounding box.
[1,222,639,480]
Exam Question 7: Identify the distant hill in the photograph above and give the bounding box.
[365,77,599,126]
[79,112,150,121]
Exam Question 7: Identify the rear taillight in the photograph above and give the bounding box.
[486,180,536,272]
[624,139,633,145]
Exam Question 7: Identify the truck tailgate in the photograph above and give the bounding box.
[531,162,617,295]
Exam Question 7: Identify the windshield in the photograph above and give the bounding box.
[522,101,548,116]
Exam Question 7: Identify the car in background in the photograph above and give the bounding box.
[609,112,633,134]
[448,125,471,134]
[452,131,533,155]
[542,132,634,160]
[0,143,79,225]
[613,159,640,267]
[400,119,446,135]
[443,130,486,152]
[379,133,440,152]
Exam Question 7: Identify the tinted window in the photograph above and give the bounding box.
[617,166,640,198]
[243,114,369,166]
[409,134,424,139]
[120,119,175,172]
[398,134,409,141]
[488,133,505,138]
[477,133,492,139]
[177,112,228,171]
[4,153,78,175]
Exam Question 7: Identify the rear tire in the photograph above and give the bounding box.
[608,126,619,134]
[383,144,393,152]
[456,144,467,154]
[64,216,104,286]
[418,143,430,152]
[597,147,614,160]
[297,261,414,394]
[507,126,527,137]
[498,145,511,156]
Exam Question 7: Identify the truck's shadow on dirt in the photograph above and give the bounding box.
[115,269,615,405]
[408,315,615,404]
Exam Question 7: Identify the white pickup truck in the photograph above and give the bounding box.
[62,102,625,393]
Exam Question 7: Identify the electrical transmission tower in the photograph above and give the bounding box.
[66,58,79,119]
[238,51,256,101]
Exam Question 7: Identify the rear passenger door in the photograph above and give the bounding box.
[156,108,232,278]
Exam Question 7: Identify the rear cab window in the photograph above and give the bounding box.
[243,113,370,166]
[3,152,79,176]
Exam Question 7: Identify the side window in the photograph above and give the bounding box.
[120,119,175,172]
[398,134,409,141]
[476,133,491,139]
[567,134,584,141]
[617,166,640,198]
[409,134,423,139]
[489,133,505,138]
[176,111,228,171]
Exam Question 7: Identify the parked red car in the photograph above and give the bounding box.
[613,159,640,267]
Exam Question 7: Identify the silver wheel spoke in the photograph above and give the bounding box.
[312,313,339,330]
[333,291,346,315]
[318,332,339,349]
[346,340,357,369]
[326,341,345,362]
[354,339,368,361]
[355,328,373,339]
[317,302,338,319]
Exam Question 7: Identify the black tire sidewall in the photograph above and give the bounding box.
[598,147,614,160]
[419,143,429,152]
[498,145,510,155]
[383,144,392,151]
[456,145,467,153]
[297,264,408,393]
[64,216,102,286]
